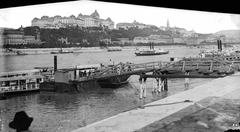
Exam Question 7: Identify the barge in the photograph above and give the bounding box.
[97,74,130,88]
[39,63,130,94]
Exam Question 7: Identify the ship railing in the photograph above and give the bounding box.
[91,61,173,78]
[0,87,10,92]
[166,57,239,72]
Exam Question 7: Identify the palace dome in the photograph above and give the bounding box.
[69,15,76,18]
[90,10,100,18]
[77,13,83,18]
[106,17,113,22]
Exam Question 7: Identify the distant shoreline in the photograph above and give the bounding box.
[0,45,194,55]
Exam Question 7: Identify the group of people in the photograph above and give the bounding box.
[151,70,167,93]
[138,70,168,108]
[138,70,190,108]
[79,70,93,78]
[100,60,133,75]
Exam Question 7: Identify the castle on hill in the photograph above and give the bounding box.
[31,10,114,29]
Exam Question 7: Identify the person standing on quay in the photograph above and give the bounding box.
[152,69,159,93]
[139,72,147,108]
[185,71,190,87]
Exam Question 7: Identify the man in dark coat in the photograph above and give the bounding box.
[9,111,33,132]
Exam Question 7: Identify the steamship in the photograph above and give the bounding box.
[135,42,169,56]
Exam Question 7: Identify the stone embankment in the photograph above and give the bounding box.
[71,72,240,132]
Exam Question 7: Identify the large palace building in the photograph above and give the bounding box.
[31,10,114,29]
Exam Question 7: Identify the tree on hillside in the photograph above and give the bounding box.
[24,26,40,36]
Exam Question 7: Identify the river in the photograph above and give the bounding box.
[0,46,214,132]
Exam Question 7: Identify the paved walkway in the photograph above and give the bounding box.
[71,72,240,132]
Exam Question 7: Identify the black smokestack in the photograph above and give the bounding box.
[54,55,57,71]
[217,40,221,51]
[220,39,222,51]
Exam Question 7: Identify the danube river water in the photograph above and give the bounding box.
[0,46,214,132]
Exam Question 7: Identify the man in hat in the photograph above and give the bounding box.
[9,111,33,132]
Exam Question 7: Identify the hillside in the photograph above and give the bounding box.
[214,29,240,38]
[20,26,174,48]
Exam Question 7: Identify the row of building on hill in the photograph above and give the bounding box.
[111,36,205,45]
[115,19,199,38]
[116,20,157,29]
[2,26,41,45]
[113,35,240,45]
[31,10,114,29]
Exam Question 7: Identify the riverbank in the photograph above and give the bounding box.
[71,72,240,132]
[0,45,190,56]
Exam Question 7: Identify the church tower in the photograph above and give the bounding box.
[19,25,24,32]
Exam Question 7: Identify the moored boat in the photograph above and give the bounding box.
[135,48,169,56]
[135,42,169,56]
[107,47,122,52]
[39,65,101,94]
[39,63,132,94]
[51,48,73,54]
[16,51,28,55]
[0,69,45,99]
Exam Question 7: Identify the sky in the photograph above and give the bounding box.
[0,0,240,34]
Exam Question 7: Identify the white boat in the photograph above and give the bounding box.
[0,69,45,97]
[51,48,73,54]
[135,48,169,56]
[135,42,169,56]
[107,47,122,52]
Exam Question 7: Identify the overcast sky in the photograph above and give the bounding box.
[0,0,240,34]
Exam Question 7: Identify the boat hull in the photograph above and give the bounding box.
[50,51,73,54]
[0,89,39,99]
[17,53,28,55]
[39,80,100,94]
[97,75,130,88]
[135,51,169,56]
[108,49,122,52]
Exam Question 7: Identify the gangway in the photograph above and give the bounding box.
[71,57,240,88]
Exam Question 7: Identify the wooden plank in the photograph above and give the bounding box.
[143,74,224,78]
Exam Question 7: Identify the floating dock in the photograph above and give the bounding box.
[71,72,240,132]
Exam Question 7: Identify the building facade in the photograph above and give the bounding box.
[148,34,173,43]
[173,37,183,43]
[58,37,70,44]
[32,10,114,29]
[100,17,114,29]
[3,27,41,45]
[116,23,134,30]
[133,37,148,44]
[4,30,25,45]
[116,20,155,30]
